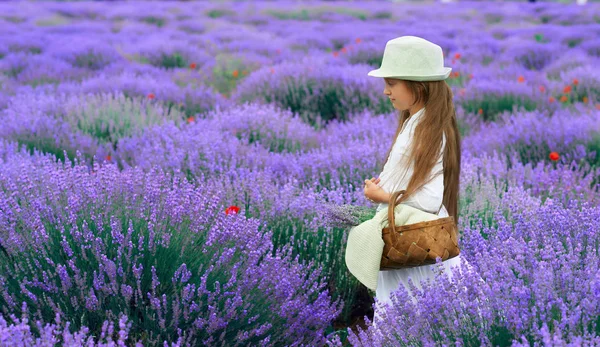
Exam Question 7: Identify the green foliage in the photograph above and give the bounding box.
[66,93,185,148]
[460,182,501,233]
[534,33,549,43]
[0,199,231,344]
[233,128,315,153]
[25,77,61,88]
[238,72,393,128]
[206,8,235,18]
[333,7,368,21]
[565,38,583,48]
[585,132,600,188]
[73,51,111,70]
[35,14,70,27]
[262,212,358,323]
[141,16,166,27]
[515,49,551,71]
[210,54,256,96]
[16,137,80,164]
[485,14,503,24]
[586,132,600,168]
[4,65,24,78]
[461,94,538,122]
[371,10,393,19]
[159,52,187,69]
[264,6,368,21]
[2,16,25,23]
[265,8,313,21]
[128,51,188,70]
[347,51,383,67]
[446,75,467,88]
[457,117,471,138]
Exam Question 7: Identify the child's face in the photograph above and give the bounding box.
[383,78,414,111]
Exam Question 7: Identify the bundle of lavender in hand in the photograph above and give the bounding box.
[321,203,377,230]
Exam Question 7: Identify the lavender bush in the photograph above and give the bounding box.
[0,307,142,346]
[463,106,600,168]
[337,174,600,346]
[232,60,393,126]
[0,143,340,346]
[0,91,189,164]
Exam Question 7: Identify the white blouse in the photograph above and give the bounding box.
[376,107,448,217]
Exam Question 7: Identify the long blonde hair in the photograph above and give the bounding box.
[381,79,461,226]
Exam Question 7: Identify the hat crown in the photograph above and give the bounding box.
[382,36,444,75]
[367,36,451,81]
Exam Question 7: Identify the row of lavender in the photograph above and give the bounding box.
[0,1,599,346]
[1,2,600,123]
[1,111,599,345]
[1,99,599,345]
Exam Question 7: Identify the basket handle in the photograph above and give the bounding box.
[387,190,406,234]
[387,189,445,233]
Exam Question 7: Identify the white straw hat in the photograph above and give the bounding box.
[367,36,452,81]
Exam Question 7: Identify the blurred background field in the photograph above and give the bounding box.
[0,1,599,346]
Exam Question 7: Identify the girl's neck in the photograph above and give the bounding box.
[408,104,425,117]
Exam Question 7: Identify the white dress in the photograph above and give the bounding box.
[373,107,473,324]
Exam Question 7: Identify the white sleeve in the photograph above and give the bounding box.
[377,133,446,214]
[401,178,444,214]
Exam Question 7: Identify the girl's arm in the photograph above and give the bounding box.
[369,178,444,214]
[372,190,392,204]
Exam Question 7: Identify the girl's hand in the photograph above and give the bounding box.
[363,177,383,203]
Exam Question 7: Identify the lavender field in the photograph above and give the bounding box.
[1,1,600,346]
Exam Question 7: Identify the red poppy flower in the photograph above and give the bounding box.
[186,116,195,123]
[517,76,525,83]
[573,78,579,86]
[549,96,556,103]
[105,155,112,161]
[225,206,240,215]
[189,63,197,69]
[341,47,347,54]
[560,95,568,103]
[355,38,361,43]
[549,152,559,161]
[583,96,588,103]
[147,93,155,99]
[563,85,572,93]
[539,86,546,93]
[454,52,461,59]
[478,108,483,115]
[232,70,239,78]
[332,51,339,57]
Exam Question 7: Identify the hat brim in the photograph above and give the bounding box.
[367,67,452,81]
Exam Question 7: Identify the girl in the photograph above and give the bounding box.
[363,36,472,322]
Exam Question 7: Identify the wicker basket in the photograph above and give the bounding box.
[380,190,460,270]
